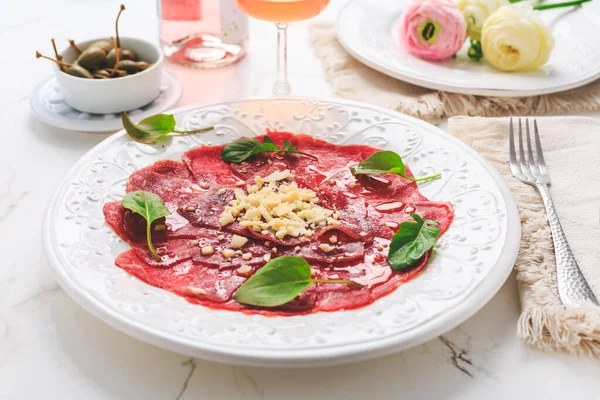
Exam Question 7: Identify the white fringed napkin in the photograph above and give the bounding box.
[449,116,600,356]
[309,21,600,123]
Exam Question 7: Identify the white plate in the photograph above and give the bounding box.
[336,0,600,97]
[30,72,182,133]
[42,97,520,367]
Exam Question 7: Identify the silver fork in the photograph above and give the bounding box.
[509,118,598,307]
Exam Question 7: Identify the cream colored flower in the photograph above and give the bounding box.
[456,0,508,41]
[482,5,554,72]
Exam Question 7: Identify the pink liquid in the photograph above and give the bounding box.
[160,0,247,67]
[235,0,330,23]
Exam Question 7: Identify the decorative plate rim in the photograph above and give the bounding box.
[42,97,520,367]
[336,0,600,97]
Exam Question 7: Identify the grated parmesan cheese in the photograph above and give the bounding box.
[221,249,236,258]
[230,234,248,249]
[319,244,335,253]
[188,287,206,296]
[236,265,252,276]
[218,173,339,240]
[201,246,215,256]
[263,169,294,183]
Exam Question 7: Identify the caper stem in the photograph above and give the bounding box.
[67,39,82,53]
[115,4,125,48]
[103,67,127,77]
[36,51,72,68]
[51,38,62,61]
[50,38,66,72]
[110,36,120,77]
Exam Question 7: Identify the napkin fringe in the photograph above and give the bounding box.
[518,307,600,357]
[449,116,600,357]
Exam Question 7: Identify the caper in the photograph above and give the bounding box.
[135,61,150,70]
[76,47,107,70]
[38,4,154,81]
[106,48,136,66]
[87,40,112,53]
[67,64,93,79]
[93,69,111,77]
[117,60,149,74]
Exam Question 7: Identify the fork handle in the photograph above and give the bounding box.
[537,184,598,307]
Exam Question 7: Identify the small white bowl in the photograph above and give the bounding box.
[55,37,164,114]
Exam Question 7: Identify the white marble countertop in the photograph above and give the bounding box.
[2,0,600,398]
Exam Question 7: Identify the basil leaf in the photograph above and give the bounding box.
[350,151,440,183]
[233,256,361,307]
[221,135,317,163]
[388,214,441,270]
[283,140,294,150]
[122,112,213,145]
[221,138,263,162]
[121,191,171,259]
[234,256,313,307]
[262,136,276,146]
[122,112,176,144]
[351,151,406,176]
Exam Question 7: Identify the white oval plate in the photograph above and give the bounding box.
[336,0,600,97]
[30,72,182,133]
[43,97,520,367]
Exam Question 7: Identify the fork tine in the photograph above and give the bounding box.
[533,120,548,175]
[508,118,521,178]
[525,119,539,176]
[518,119,531,178]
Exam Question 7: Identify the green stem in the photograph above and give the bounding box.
[146,221,159,260]
[534,0,590,9]
[171,126,214,135]
[292,150,319,160]
[311,279,363,288]
[406,173,442,183]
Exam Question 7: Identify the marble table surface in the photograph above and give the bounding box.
[2,0,599,398]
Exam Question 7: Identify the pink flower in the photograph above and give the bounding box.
[398,0,467,61]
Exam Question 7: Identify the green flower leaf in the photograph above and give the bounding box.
[468,39,483,62]
[350,151,440,182]
[233,256,360,307]
[388,214,441,270]
[121,191,171,259]
[122,112,213,144]
[221,135,317,163]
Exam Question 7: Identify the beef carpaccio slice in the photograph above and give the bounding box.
[103,131,454,315]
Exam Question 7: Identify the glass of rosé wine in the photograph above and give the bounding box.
[235,0,330,96]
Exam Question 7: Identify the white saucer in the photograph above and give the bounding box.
[30,72,183,133]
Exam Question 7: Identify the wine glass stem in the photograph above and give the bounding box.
[273,23,291,96]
